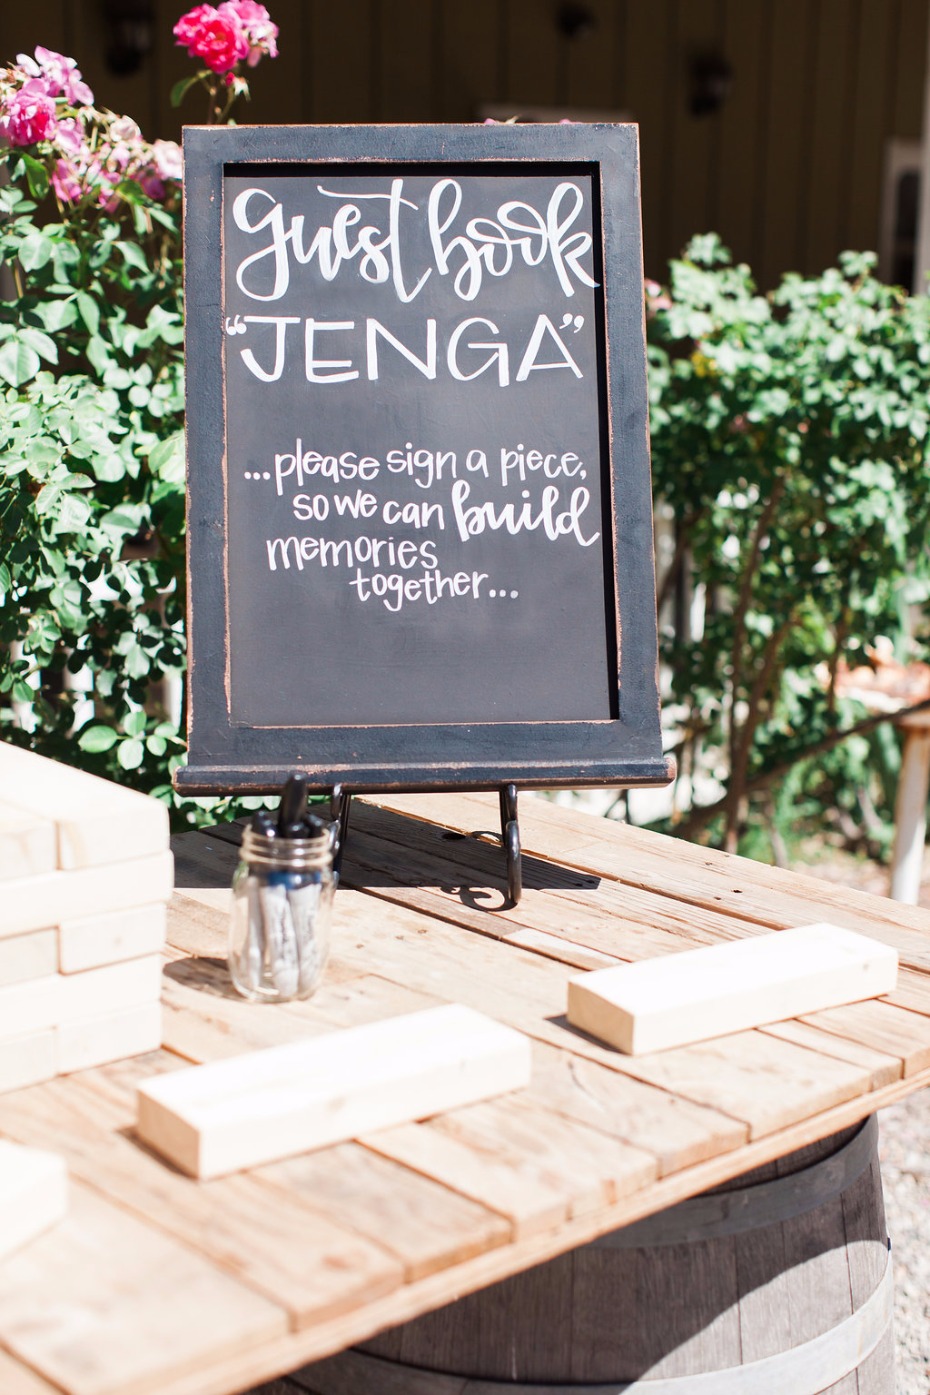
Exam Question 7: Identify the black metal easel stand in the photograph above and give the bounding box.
[328,783,522,905]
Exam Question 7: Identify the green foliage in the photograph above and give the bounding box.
[648,237,930,855]
[0,149,203,817]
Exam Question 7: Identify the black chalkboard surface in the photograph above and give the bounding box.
[176,124,671,796]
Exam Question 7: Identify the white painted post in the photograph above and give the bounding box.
[890,721,930,903]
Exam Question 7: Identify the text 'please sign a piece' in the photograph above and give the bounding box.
[177,124,670,795]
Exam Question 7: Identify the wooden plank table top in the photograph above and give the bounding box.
[2,791,930,1395]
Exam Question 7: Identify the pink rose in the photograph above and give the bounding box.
[173,4,250,73]
[27,47,94,105]
[50,157,83,202]
[0,81,58,147]
[53,116,86,157]
[219,0,278,64]
[151,139,182,183]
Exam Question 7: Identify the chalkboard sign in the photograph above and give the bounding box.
[176,123,671,796]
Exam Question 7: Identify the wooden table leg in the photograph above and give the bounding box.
[890,725,930,903]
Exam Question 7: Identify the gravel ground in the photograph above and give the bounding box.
[879,1090,930,1395]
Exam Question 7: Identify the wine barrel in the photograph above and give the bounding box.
[298,1116,893,1394]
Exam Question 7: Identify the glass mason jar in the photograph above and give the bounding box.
[228,822,334,1003]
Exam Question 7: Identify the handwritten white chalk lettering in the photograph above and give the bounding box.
[236,314,582,386]
[231,179,596,305]
[274,442,380,496]
[450,479,600,546]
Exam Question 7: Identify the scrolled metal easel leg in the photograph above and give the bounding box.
[499,783,522,905]
[329,784,352,884]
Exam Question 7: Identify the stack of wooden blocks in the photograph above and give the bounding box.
[0,743,173,1093]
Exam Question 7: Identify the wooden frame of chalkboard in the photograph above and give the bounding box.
[176,123,672,797]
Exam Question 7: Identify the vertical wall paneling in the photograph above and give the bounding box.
[0,7,69,67]
[665,0,724,266]
[563,0,623,112]
[310,0,377,123]
[377,0,436,122]
[71,4,156,143]
[437,0,502,120]
[758,0,812,286]
[237,0,307,126]
[845,0,895,256]
[715,0,768,272]
[155,0,208,143]
[503,0,562,107]
[2,0,927,287]
[893,0,929,137]
[624,0,674,279]
[804,0,855,275]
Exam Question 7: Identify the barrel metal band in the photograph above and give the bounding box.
[309,1255,893,1395]
[590,1115,878,1249]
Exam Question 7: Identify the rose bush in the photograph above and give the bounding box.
[0,12,276,825]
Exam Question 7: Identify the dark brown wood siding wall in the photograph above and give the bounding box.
[3,0,927,286]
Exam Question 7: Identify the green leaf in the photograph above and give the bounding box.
[78,725,119,754]
[170,74,202,108]
[53,492,93,534]
[19,154,49,201]
[0,338,40,387]
[99,504,145,537]
[19,328,57,365]
[117,737,145,770]
[75,293,100,337]
[17,230,53,271]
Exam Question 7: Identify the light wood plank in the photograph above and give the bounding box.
[0,1182,288,1395]
[761,1019,902,1092]
[0,956,163,1043]
[261,1142,510,1282]
[527,1041,747,1175]
[615,1031,872,1141]
[0,1032,56,1095]
[0,1348,60,1395]
[4,851,174,939]
[0,1140,67,1260]
[0,930,57,987]
[0,802,56,881]
[59,903,167,973]
[57,1001,162,1073]
[425,1092,657,1217]
[137,1005,532,1178]
[0,1057,405,1333]
[362,1119,569,1240]
[376,791,930,968]
[800,998,930,1078]
[567,924,898,1055]
[0,743,168,870]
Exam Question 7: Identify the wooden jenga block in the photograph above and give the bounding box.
[0,955,163,1044]
[3,851,174,939]
[0,801,56,881]
[59,904,167,974]
[136,1004,532,1179]
[58,1001,162,1073]
[0,1032,56,1094]
[567,923,900,1056]
[0,1141,68,1259]
[0,744,168,869]
[0,930,57,987]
